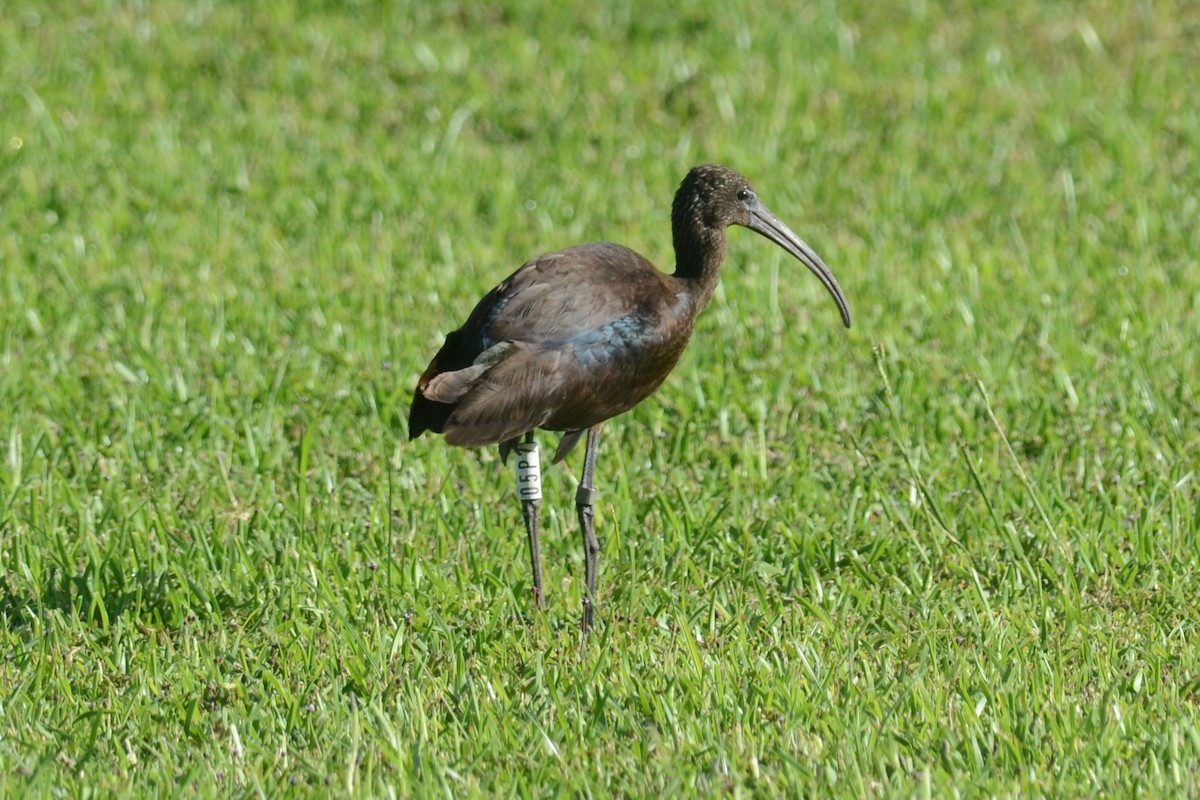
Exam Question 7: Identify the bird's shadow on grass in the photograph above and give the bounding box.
[0,562,189,632]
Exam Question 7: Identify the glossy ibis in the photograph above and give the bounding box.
[410,164,851,629]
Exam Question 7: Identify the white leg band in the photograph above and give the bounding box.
[515,441,542,501]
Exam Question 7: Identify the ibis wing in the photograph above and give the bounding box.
[441,337,664,448]
[480,243,666,346]
[439,343,576,447]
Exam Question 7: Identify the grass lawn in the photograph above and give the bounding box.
[2,0,1198,795]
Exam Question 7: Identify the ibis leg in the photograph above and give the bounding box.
[515,432,544,609]
[576,425,602,630]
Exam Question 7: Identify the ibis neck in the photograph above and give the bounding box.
[671,225,727,313]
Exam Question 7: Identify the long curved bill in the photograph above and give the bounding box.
[746,203,852,328]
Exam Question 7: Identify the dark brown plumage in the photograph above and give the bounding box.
[410,164,851,629]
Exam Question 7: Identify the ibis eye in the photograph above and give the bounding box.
[737,189,753,202]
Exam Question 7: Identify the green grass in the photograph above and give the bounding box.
[2,0,1199,795]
